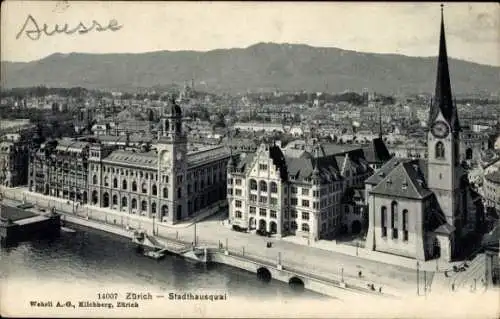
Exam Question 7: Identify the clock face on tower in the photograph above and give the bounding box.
[431,121,450,138]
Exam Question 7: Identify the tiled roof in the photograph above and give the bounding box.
[365,157,402,185]
[187,145,231,167]
[370,158,432,199]
[103,150,158,168]
[55,139,90,152]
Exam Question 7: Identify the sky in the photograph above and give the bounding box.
[2,1,499,66]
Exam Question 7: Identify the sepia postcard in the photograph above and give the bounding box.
[1,1,499,318]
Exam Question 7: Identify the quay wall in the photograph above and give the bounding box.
[1,188,382,300]
[61,213,376,299]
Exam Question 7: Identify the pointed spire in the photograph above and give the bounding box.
[429,4,460,134]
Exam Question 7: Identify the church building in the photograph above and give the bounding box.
[365,7,484,262]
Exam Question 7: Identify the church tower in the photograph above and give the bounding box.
[157,96,188,223]
[427,6,466,239]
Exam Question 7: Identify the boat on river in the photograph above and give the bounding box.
[144,250,166,260]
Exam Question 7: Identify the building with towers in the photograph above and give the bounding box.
[29,97,230,224]
[364,6,484,262]
[226,140,379,241]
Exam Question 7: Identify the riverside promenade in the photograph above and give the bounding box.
[1,186,474,298]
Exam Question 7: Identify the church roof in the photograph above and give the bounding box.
[365,157,401,185]
[361,137,392,164]
[370,158,432,199]
[428,6,460,134]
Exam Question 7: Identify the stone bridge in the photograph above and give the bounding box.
[207,248,391,299]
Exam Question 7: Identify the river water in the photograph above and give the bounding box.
[0,223,329,302]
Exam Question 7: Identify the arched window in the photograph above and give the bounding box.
[121,197,128,207]
[151,202,157,214]
[141,183,147,193]
[132,198,137,209]
[152,184,157,196]
[235,210,242,218]
[113,178,118,188]
[104,176,109,187]
[259,180,267,192]
[92,175,97,185]
[391,201,398,239]
[132,181,137,192]
[163,187,168,198]
[402,209,409,241]
[291,221,297,230]
[381,206,387,237]
[177,187,182,199]
[250,179,257,190]
[112,195,117,205]
[141,200,147,211]
[122,180,127,190]
[391,201,398,228]
[435,142,445,159]
[301,223,310,232]
[270,182,278,193]
[161,205,168,217]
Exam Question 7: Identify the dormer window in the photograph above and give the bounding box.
[386,178,392,185]
[402,181,408,190]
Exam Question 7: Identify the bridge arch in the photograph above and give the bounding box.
[256,267,272,283]
[288,276,305,292]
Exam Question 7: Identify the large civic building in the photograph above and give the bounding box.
[226,139,390,241]
[29,99,230,224]
[364,9,484,262]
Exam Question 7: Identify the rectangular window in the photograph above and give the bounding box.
[250,194,257,202]
[259,208,266,216]
[259,196,267,204]
[291,210,298,218]
[270,210,277,218]
[302,200,309,207]
[302,212,309,220]
[259,164,268,170]
[291,187,297,194]
[270,197,278,205]
[235,200,242,208]
[302,188,309,196]
[235,178,242,185]
[249,206,256,215]
[290,198,298,206]
[235,189,242,196]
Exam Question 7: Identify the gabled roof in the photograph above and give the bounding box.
[365,157,401,185]
[361,137,392,164]
[370,158,432,199]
